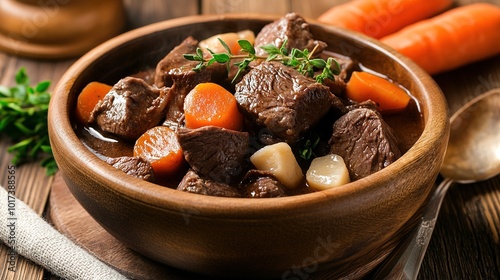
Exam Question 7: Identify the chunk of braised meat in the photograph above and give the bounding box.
[130,69,155,85]
[154,36,203,88]
[177,126,249,184]
[90,77,169,140]
[329,103,402,180]
[254,13,327,57]
[322,76,347,97]
[239,170,286,198]
[106,156,155,182]
[320,53,356,96]
[177,169,241,198]
[154,36,228,129]
[332,53,356,81]
[235,61,334,143]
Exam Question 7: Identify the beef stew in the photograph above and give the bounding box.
[74,13,424,198]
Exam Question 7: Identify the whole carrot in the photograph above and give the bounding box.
[318,0,452,39]
[381,3,500,75]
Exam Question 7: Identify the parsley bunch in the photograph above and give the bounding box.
[183,38,340,83]
[0,68,57,176]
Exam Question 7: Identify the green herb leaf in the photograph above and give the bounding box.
[218,38,232,54]
[193,62,205,71]
[328,57,341,75]
[196,48,204,58]
[238,40,255,55]
[309,58,327,68]
[260,44,280,55]
[183,54,201,61]
[35,80,51,93]
[299,135,320,160]
[212,53,231,63]
[266,53,278,62]
[291,48,305,59]
[15,68,29,85]
[279,39,289,56]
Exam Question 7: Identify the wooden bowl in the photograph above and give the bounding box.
[48,14,449,279]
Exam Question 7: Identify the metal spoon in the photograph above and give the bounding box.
[373,88,500,279]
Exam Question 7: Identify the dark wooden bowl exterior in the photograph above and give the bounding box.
[48,14,449,279]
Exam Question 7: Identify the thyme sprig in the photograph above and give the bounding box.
[183,38,340,83]
[0,68,57,176]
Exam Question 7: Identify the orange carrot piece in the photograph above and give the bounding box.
[184,82,243,130]
[381,3,500,75]
[199,30,255,55]
[76,81,112,124]
[318,0,452,39]
[134,126,185,177]
[346,71,410,113]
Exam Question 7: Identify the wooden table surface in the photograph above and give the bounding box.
[1,0,499,279]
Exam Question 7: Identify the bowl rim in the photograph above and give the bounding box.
[50,13,449,218]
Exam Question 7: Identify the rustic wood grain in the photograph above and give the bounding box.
[1,0,499,279]
[0,60,66,280]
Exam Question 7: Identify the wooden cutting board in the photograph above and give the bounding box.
[47,173,204,280]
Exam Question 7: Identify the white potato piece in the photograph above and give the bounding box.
[250,142,304,189]
[306,154,351,191]
[199,30,255,55]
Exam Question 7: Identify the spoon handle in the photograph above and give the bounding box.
[371,178,454,280]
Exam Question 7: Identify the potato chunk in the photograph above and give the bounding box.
[250,142,304,189]
[306,154,350,191]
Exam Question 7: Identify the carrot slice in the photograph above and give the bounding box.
[381,3,500,74]
[318,0,452,39]
[133,126,185,177]
[346,71,410,113]
[184,82,243,130]
[76,81,112,124]
[199,30,255,55]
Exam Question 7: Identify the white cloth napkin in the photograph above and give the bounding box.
[0,186,128,280]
